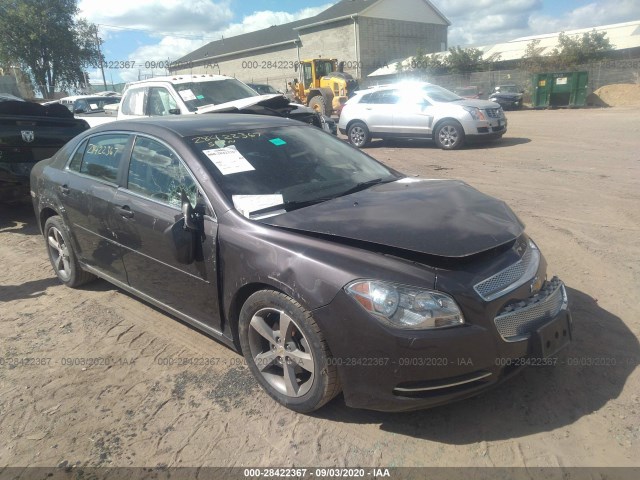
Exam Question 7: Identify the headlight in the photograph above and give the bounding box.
[463,106,486,121]
[345,280,465,330]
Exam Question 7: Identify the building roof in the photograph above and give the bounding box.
[480,20,640,62]
[173,0,451,67]
[173,18,309,67]
[369,19,640,77]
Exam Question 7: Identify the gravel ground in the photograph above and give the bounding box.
[1,107,639,470]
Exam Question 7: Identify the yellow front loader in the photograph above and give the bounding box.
[290,59,359,116]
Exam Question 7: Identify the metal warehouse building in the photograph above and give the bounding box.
[169,0,450,89]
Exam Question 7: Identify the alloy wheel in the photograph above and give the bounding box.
[47,226,71,282]
[349,126,366,147]
[247,308,315,397]
[439,125,459,148]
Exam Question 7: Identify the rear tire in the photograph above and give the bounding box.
[308,96,327,116]
[434,120,465,150]
[239,290,341,413]
[44,216,95,288]
[347,121,371,148]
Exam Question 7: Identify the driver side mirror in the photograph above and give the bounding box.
[181,191,198,231]
[167,192,199,265]
[168,108,181,115]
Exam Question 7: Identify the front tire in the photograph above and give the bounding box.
[239,290,341,413]
[308,96,327,116]
[434,120,465,150]
[347,121,371,148]
[44,216,95,288]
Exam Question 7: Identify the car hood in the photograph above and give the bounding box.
[262,179,525,258]
[196,94,300,114]
[490,92,523,99]
[450,98,503,109]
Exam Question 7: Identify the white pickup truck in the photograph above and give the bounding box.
[82,74,334,133]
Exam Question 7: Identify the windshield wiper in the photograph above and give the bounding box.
[336,177,395,198]
[248,198,333,218]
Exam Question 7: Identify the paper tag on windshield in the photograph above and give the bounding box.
[232,194,284,218]
[203,146,255,175]
[89,103,98,110]
[178,89,196,101]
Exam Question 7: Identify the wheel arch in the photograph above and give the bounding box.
[345,118,368,133]
[433,117,464,135]
[226,282,288,351]
[39,207,60,235]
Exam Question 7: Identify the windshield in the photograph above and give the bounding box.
[498,85,519,93]
[188,125,400,218]
[67,97,120,113]
[422,85,463,103]
[455,87,478,96]
[251,84,278,95]
[175,79,259,111]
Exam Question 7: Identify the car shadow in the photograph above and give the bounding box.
[357,137,531,150]
[0,202,40,235]
[314,286,639,444]
[469,137,531,149]
[0,277,62,302]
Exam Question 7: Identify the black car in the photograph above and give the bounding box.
[247,83,280,95]
[1,99,90,203]
[489,85,524,110]
[31,115,571,412]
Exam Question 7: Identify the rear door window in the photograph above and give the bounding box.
[75,134,130,183]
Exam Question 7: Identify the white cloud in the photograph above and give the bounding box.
[527,0,640,36]
[79,0,234,34]
[123,3,332,65]
[79,1,333,82]
[440,0,640,46]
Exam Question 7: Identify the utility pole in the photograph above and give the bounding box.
[94,25,107,91]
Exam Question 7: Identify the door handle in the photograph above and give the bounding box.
[59,185,70,195]
[118,205,134,219]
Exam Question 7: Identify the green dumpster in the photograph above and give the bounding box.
[532,71,588,108]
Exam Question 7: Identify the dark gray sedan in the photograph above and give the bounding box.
[31,115,571,412]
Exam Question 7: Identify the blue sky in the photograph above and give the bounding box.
[78,0,640,86]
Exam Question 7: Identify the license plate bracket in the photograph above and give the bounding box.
[532,312,572,358]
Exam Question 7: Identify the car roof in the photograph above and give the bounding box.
[126,74,236,87]
[355,81,435,94]
[59,95,120,101]
[90,114,299,137]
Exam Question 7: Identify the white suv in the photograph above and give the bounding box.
[338,82,507,149]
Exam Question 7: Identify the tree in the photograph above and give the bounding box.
[0,0,102,98]
[445,46,500,74]
[396,48,447,76]
[551,29,613,68]
[521,39,549,72]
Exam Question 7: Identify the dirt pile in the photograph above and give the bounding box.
[589,83,640,107]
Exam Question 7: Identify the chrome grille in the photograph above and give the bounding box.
[494,277,566,341]
[474,243,539,301]
[485,108,502,118]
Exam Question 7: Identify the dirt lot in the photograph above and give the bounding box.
[1,107,639,470]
